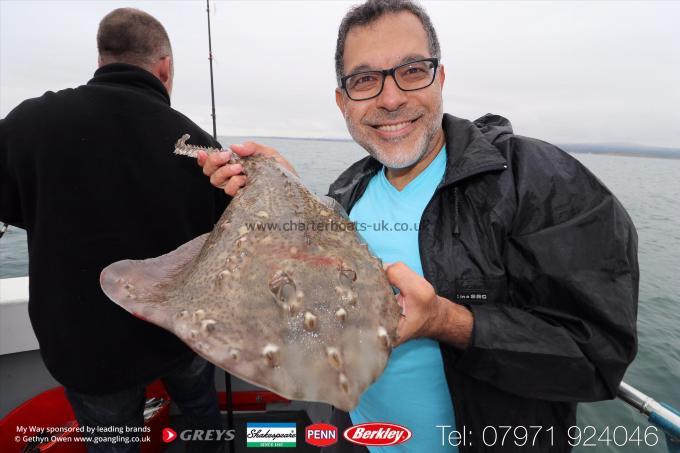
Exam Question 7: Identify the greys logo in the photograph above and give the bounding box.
[162,427,236,443]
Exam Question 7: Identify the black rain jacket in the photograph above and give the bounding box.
[326,113,639,452]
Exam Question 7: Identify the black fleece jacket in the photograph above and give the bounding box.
[0,64,227,393]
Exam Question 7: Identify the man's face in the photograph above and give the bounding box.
[335,11,445,169]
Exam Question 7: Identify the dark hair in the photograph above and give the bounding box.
[97,8,172,69]
[335,0,440,84]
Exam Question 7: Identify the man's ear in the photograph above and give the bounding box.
[335,88,346,117]
[156,56,172,85]
[438,64,445,90]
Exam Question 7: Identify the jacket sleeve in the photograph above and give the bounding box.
[455,139,639,402]
[0,117,25,228]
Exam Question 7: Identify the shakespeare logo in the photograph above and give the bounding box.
[246,422,296,448]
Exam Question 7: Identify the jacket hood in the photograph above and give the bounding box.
[440,114,508,187]
[472,113,514,143]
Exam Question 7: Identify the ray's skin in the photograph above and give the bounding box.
[100,135,401,411]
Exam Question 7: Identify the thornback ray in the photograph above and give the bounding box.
[100,134,401,411]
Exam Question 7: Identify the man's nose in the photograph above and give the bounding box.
[376,75,407,111]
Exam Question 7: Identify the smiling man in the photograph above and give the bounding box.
[199,1,638,452]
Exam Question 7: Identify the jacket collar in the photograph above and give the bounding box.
[87,63,170,105]
[328,113,509,206]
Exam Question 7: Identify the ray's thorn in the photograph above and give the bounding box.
[326,347,343,370]
[335,308,347,323]
[192,309,206,321]
[236,236,248,248]
[196,342,211,352]
[304,312,317,331]
[339,373,350,393]
[201,319,217,332]
[377,326,390,348]
[262,344,280,367]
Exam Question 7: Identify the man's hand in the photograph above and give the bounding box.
[197,142,298,196]
[385,262,473,349]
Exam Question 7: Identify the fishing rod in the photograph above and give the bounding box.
[205,2,235,450]
[207,0,217,140]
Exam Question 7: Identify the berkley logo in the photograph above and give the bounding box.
[305,423,338,447]
[343,422,412,446]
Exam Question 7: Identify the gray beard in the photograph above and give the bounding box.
[344,110,442,170]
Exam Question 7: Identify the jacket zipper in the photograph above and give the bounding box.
[418,161,507,448]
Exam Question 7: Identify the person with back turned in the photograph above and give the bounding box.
[0,8,227,453]
[198,1,639,451]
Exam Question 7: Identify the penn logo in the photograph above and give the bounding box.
[305,423,338,447]
[343,422,412,446]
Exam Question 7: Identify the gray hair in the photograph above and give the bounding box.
[97,8,172,70]
[335,0,441,84]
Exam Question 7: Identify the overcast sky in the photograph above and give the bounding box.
[1,0,679,147]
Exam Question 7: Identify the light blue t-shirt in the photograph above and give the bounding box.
[348,146,457,452]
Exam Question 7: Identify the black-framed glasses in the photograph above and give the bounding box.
[340,58,439,101]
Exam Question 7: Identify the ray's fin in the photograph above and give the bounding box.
[100,233,210,315]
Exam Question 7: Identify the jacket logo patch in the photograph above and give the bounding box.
[455,289,488,303]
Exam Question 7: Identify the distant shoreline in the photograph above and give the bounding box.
[222,135,354,143]
[570,151,680,160]
[218,136,680,160]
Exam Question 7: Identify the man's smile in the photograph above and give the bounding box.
[369,117,420,139]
